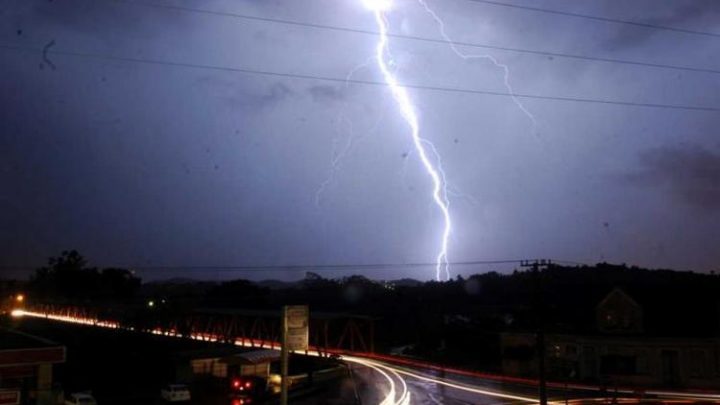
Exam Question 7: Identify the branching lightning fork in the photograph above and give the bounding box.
[360,0,539,281]
[315,58,378,207]
[417,0,538,132]
[364,0,452,281]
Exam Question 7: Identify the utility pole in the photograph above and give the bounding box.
[521,259,551,405]
[281,306,289,405]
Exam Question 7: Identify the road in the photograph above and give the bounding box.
[10,309,720,405]
[342,355,720,405]
[344,355,551,405]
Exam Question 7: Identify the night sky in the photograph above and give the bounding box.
[1,0,719,281]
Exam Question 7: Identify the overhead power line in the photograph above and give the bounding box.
[0,258,587,272]
[1,44,718,112]
[112,0,720,76]
[463,0,720,39]
[130,259,586,271]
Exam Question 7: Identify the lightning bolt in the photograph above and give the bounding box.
[316,59,374,207]
[316,56,393,207]
[417,0,538,132]
[367,0,452,281]
[315,115,359,207]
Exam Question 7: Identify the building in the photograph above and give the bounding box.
[501,288,720,389]
[219,350,279,378]
[0,328,65,405]
[176,348,279,381]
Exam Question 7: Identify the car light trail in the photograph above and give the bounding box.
[343,355,411,405]
[11,309,121,329]
[350,355,537,403]
[366,0,452,281]
[11,309,405,404]
[376,361,536,402]
[12,308,720,404]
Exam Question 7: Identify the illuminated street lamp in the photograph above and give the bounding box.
[15,294,25,303]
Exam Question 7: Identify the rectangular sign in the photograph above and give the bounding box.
[0,390,20,405]
[284,305,308,351]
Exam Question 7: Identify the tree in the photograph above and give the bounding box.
[30,250,140,303]
[31,250,97,301]
[98,268,141,302]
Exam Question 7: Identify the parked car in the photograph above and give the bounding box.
[160,384,191,402]
[64,392,97,405]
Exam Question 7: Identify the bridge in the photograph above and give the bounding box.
[23,303,377,355]
[11,304,720,405]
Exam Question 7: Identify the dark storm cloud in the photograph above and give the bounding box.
[603,0,720,49]
[307,85,346,103]
[3,0,720,277]
[629,145,720,211]
[29,1,131,29]
[22,0,188,35]
[254,82,294,107]
[195,76,295,111]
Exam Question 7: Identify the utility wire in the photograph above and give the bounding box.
[0,258,587,272]
[110,0,720,76]
[130,259,586,271]
[463,0,720,39]
[1,44,718,112]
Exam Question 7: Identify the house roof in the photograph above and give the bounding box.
[0,328,61,350]
[595,287,642,310]
[542,285,720,338]
[220,349,280,365]
[0,328,65,366]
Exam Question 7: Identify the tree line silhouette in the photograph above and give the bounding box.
[24,251,720,370]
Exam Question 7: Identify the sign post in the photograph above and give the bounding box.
[281,305,308,405]
[0,389,20,405]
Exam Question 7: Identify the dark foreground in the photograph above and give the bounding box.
[7,317,357,404]
[6,316,720,405]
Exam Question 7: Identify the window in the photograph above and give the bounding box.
[566,344,578,356]
[636,350,649,374]
[600,355,637,375]
[690,350,706,378]
[504,345,535,360]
